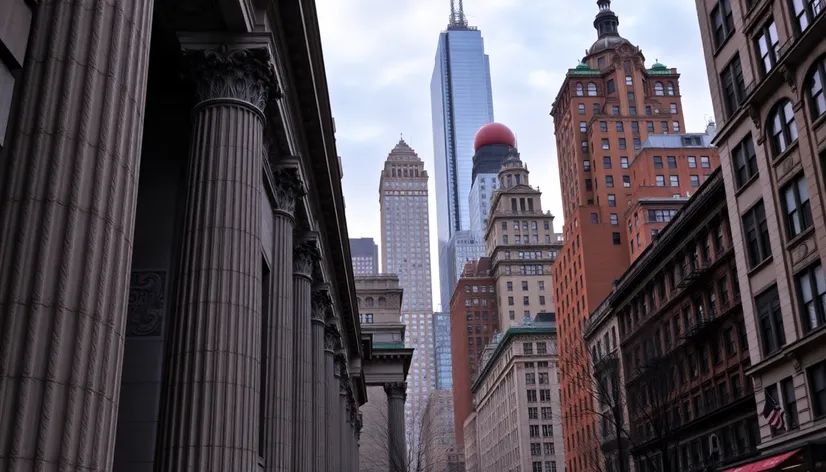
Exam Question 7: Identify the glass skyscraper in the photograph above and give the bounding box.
[430,2,494,309]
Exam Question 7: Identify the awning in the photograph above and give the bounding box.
[722,448,802,472]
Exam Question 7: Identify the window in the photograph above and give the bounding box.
[618,138,627,150]
[610,213,619,225]
[631,121,640,132]
[653,156,663,168]
[645,106,652,116]
[607,79,616,94]
[576,83,584,96]
[690,175,700,187]
[602,139,610,150]
[661,121,669,132]
[782,174,812,238]
[781,376,800,429]
[603,156,612,168]
[647,121,654,132]
[600,121,608,132]
[629,105,637,116]
[594,103,601,114]
[585,179,593,191]
[633,138,641,150]
[667,156,677,168]
[606,176,614,187]
[809,361,826,417]
[654,81,664,96]
[743,200,771,268]
[797,262,826,332]
[578,104,585,114]
[508,296,514,306]
[656,175,665,186]
[755,19,780,75]
[732,134,758,188]
[608,194,616,207]
[612,232,621,245]
[621,157,629,168]
[670,175,679,187]
[528,407,538,419]
[667,82,675,95]
[721,55,746,117]
[524,342,534,354]
[523,296,530,305]
[769,99,798,155]
[612,106,620,115]
[711,0,734,48]
[701,156,711,168]
[756,286,786,356]
[623,175,631,187]
[528,390,538,402]
[616,121,624,132]
[627,92,635,102]
[791,0,823,34]
[541,407,552,420]
[507,281,513,291]
[670,103,678,114]
[580,121,587,132]
[807,56,826,118]
[539,296,546,305]
[583,160,591,171]
[526,372,536,385]
[588,82,598,96]
[688,156,697,168]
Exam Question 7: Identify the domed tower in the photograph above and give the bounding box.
[497,150,530,189]
[469,122,518,233]
[587,0,631,56]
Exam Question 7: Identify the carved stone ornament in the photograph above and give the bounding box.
[183,45,280,111]
[793,240,811,266]
[325,325,341,352]
[334,352,347,377]
[384,382,407,400]
[748,104,761,131]
[271,166,305,215]
[311,289,332,322]
[293,239,320,276]
[780,64,797,93]
[127,271,166,337]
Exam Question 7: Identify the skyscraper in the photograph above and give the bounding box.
[432,311,453,390]
[379,139,435,445]
[350,237,380,275]
[431,0,495,310]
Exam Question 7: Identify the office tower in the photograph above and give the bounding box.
[350,237,380,275]
[469,123,517,233]
[442,230,486,310]
[433,311,453,390]
[431,0,495,310]
[548,2,722,471]
[694,0,826,459]
[379,138,435,448]
[449,257,498,447]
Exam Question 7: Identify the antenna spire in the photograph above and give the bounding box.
[448,0,468,28]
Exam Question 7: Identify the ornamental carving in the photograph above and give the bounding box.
[780,64,797,93]
[312,289,332,322]
[384,382,407,400]
[183,46,280,111]
[325,325,341,352]
[335,353,348,378]
[271,167,305,215]
[792,240,812,267]
[293,239,320,276]
[127,271,166,337]
[748,104,761,132]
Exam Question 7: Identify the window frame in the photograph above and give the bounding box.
[742,200,772,269]
[781,173,813,239]
[768,99,798,156]
[796,262,826,333]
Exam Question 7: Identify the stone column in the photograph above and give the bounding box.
[155,46,275,472]
[311,288,332,471]
[325,327,341,472]
[265,166,304,472]
[385,382,408,472]
[0,0,155,470]
[291,239,318,471]
[338,365,349,468]
[356,412,364,472]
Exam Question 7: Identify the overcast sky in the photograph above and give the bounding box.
[316,0,714,309]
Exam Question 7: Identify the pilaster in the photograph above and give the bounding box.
[264,166,304,472]
[385,382,408,472]
[156,45,276,472]
[291,238,319,471]
[311,287,332,471]
[0,0,155,469]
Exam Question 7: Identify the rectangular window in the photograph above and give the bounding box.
[756,286,786,356]
[809,361,826,418]
[612,232,621,245]
[647,121,655,132]
[701,156,711,168]
[721,55,746,117]
[580,121,587,132]
[656,175,665,186]
[653,156,663,168]
[670,175,679,187]
[690,175,700,187]
[797,262,826,332]
[633,137,641,150]
[607,78,616,94]
[782,174,813,238]
[619,138,627,150]
[606,175,614,187]
[602,139,610,150]
[594,103,601,114]
[673,121,680,132]
[781,376,799,429]
[603,156,612,168]
[688,156,697,168]
[756,19,780,75]
[600,121,608,131]
[610,213,618,225]
[578,104,586,114]
[626,75,633,86]
[732,134,758,188]
[583,159,591,171]
[742,200,771,268]
[670,103,678,114]
[623,175,631,187]
[667,156,677,168]
[711,0,735,49]
[608,194,616,207]
[612,106,620,115]
[621,156,629,168]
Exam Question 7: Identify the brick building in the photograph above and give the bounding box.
[450,257,499,446]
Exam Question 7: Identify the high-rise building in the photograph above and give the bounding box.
[449,257,498,447]
[694,0,826,461]
[484,151,562,330]
[350,237,380,275]
[469,123,518,233]
[379,138,435,445]
[442,230,486,310]
[548,2,722,471]
[431,0,495,310]
[433,311,453,390]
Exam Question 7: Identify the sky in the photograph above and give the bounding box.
[316,0,715,309]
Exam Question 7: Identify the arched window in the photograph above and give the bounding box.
[576,82,584,96]
[768,99,798,155]
[654,82,664,96]
[666,82,675,96]
[587,82,598,96]
[807,56,826,119]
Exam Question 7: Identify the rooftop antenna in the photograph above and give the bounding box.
[448,0,468,28]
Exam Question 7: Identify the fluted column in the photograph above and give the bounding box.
[325,327,340,472]
[386,382,408,472]
[311,288,332,471]
[291,239,318,471]
[356,412,364,472]
[0,0,154,470]
[333,353,346,470]
[338,364,350,468]
[265,166,304,472]
[155,46,275,472]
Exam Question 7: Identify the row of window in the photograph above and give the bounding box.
[507,280,547,291]
[576,103,672,118]
[574,80,676,97]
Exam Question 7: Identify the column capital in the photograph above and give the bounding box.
[311,287,332,324]
[384,382,407,401]
[182,45,280,112]
[271,166,305,217]
[293,239,320,278]
[325,325,341,353]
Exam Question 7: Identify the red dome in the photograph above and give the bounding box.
[473,122,517,151]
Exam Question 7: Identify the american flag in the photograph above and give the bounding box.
[762,392,785,430]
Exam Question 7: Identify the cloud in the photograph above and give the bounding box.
[317,0,714,307]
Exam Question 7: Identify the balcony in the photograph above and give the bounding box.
[676,255,711,289]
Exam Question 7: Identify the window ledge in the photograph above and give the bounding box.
[811,111,826,131]
[747,325,826,376]
[770,139,799,166]
[746,255,773,277]
[784,226,814,252]
[734,172,761,198]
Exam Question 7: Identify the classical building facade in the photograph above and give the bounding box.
[0,3,366,472]
[695,0,826,464]
[484,152,562,330]
[467,317,565,472]
[356,275,414,472]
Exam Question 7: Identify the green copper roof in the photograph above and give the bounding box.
[575,62,589,70]
[651,60,667,69]
[373,342,406,350]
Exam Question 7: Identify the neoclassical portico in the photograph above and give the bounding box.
[0,2,366,472]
